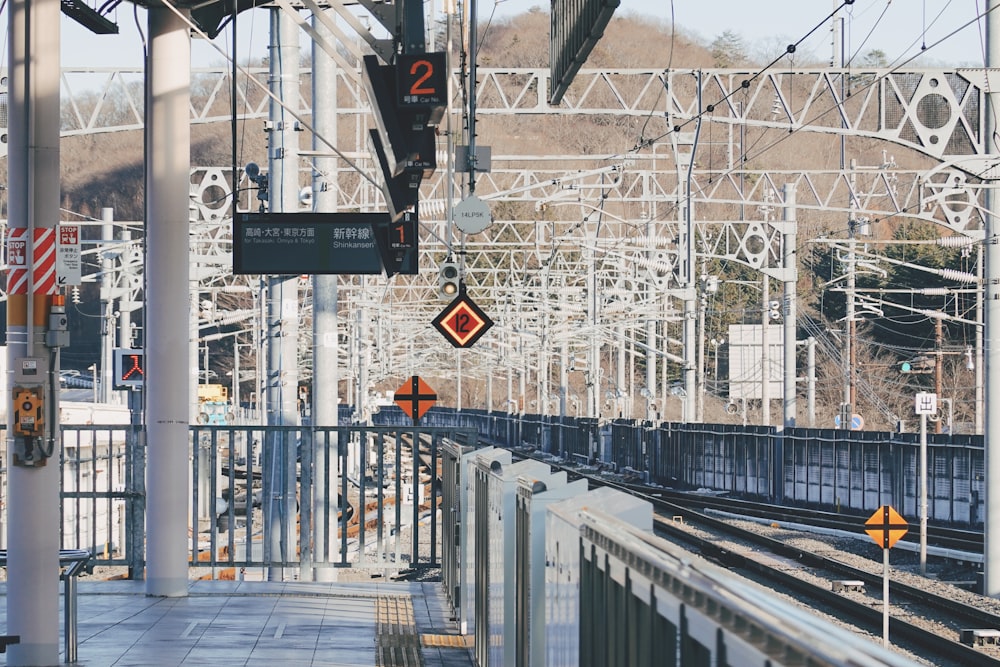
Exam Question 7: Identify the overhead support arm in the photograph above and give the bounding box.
[355,0,426,58]
[273,0,362,87]
[327,0,396,63]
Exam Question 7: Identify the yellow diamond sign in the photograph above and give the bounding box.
[865,505,908,550]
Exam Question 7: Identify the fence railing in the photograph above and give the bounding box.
[13,422,478,578]
[5,407,985,578]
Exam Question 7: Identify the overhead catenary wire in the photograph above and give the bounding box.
[614,2,1000,266]
[624,1,999,213]
[154,0,378,190]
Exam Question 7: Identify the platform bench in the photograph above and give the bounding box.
[831,580,865,593]
[961,629,1000,646]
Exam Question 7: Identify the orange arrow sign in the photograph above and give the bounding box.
[865,505,908,550]
[393,376,437,424]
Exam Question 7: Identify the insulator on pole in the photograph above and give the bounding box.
[937,268,978,283]
[936,236,975,248]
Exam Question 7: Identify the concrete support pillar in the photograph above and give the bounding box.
[311,10,339,580]
[6,0,62,660]
[144,4,191,598]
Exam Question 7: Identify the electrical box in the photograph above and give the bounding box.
[13,357,46,384]
[12,384,49,466]
[13,386,44,436]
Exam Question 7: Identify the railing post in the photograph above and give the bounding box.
[63,569,77,663]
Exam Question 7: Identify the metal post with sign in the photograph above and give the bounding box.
[393,376,437,427]
[57,224,82,287]
[865,505,909,647]
[915,392,937,576]
[394,375,437,540]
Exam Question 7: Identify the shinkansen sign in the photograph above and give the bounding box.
[234,212,417,276]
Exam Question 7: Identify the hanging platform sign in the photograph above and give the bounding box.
[234,212,418,276]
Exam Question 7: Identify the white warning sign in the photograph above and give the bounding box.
[57,224,81,286]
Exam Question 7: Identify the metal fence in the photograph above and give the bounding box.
[429,408,986,528]
[10,407,987,579]
[35,422,478,577]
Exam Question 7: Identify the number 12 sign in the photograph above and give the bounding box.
[432,291,494,349]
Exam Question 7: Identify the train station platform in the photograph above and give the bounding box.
[0,579,475,666]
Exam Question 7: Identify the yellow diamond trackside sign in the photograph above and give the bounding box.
[865,505,908,550]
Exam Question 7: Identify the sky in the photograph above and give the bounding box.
[46,0,998,71]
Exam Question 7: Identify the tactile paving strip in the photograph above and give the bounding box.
[420,634,474,648]
[375,595,423,667]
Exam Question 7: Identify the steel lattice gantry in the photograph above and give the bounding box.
[2,64,989,415]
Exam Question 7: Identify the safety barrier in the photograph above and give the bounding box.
[1,409,980,581]
[0,549,91,662]
[434,408,985,527]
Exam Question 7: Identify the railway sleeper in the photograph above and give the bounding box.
[831,579,865,593]
[960,628,1000,646]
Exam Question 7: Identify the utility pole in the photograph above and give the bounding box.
[977,241,985,434]
[761,274,771,426]
[696,256,707,423]
[264,9,301,581]
[645,212,658,422]
[843,160,859,430]
[100,208,116,403]
[807,337,817,427]
[311,9,339,582]
[782,183,798,429]
[934,316,944,435]
[985,0,1000,597]
[682,72,702,422]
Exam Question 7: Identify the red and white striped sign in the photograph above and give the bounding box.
[7,228,56,295]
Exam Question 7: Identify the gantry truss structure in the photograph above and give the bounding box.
[2,64,990,425]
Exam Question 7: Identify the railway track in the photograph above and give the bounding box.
[636,491,999,665]
[517,452,1000,667]
[641,486,983,555]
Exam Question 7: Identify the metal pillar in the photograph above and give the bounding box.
[782,183,798,429]
[190,287,201,423]
[645,217,657,422]
[682,72,702,423]
[843,161,858,429]
[761,274,771,426]
[145,4,191,598]
[920,412,928,576]
[119,228,134,354]
[807,337,816,427]
[984,0,1000,597]
[696,271,706,422]
[616,321,626,417]
[100,208,115,403]
[6,0,62,659]
[559,337,569,417]
[587,251,599,420]
[311,10,339,582]
[264,8,301,580]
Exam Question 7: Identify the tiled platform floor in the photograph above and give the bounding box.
[0,580,475,666]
